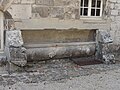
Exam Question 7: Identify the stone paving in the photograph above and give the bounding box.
[0,59,120,87]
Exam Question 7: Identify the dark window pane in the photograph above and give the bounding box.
[81,0,83,6]
[96,9,100,16]
[83,8,88,16]
[92,0,96,7]
[91,9,95,16]
[80,8,83,15]
[84,0,88,7]
[97,0,101,8]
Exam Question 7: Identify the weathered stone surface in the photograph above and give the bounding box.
[109,0,117,3]
[26,44,96,61]
[8,5,32,19]
[1,58,120,86]
[32,6,79,19]
[32,13,41,18]
[110,3,115,9]
[49,7,64,19]
[98,31,115,64]
[4,19,15,30]
[53,0,64,6]
[54,0,79,7]
[32,6,50,18]
[74,8,80,19]
[32,0,80,19]
[21,0,35,4]
[0,0,10,11]
[103,54,115,64]
[0,0,9,6]
[117,0,120,3]
[13,0,21,4]
[5,30,27,67]
[98,31,113,43]
[5,30,23,47]
[9,47,27,66]
[111,10,118,16]
[35,0,54,6]
[64,7,79,19]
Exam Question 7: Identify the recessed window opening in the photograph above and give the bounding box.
[80,0,103,17]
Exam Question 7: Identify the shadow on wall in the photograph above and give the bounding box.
[4,11,12,19]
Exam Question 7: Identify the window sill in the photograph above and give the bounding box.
[80,17,108,24]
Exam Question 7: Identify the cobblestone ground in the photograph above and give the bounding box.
[0,59,120,90]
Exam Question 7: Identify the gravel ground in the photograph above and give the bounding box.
[0,59,120,90]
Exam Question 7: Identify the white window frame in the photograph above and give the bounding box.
[80,0,103,17]
[0,11,4,52]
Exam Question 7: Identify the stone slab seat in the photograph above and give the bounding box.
[21,29,97,62]
[24,42,96,61]
[4,29,115,69]
[5,29,97,67]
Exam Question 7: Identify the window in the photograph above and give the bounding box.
[80,0,103,17]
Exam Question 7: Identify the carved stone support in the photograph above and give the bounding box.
[5,30,27,67]
[97,31,115,64]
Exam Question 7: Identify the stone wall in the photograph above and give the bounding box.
[8,0,80,19]
[7,0,110,29]
[6,0,120,46]
[109,0,120,44]
[108,0,120,59]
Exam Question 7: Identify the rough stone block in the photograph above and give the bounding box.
[64,7,79,19]
[117,0,120,3]
[110,22,118,30]
[103,54,115,64]
[110,16,115,21]
[54,0,79,7]
[110,30,115,40]
[110,3,115,9]
[32,6,50,18]
[7,5,32,19]
[5,30,23,47]
[111,10,118,16]
[116,37,120,43]
[116,30,120,35]
[0,65,8,74]
[32,13,41,18]
[13,0,21,4]
[49,7,64,19]
[21,0,35,4]
[9,47,27,66]
[1,0,9,6]
[115,16,120,21]
[115,4,120,9]
[74,8,80,19]
[53,0,64,6]
[118,9,120,16]
[98,31,113,43]
[5,30,27,67]
[35,0,54,6]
